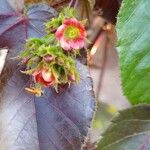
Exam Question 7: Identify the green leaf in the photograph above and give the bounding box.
[117,0,150,104]
[96,105,150,150]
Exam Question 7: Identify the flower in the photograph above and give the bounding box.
[33,69,55,87]
[55,18,86,50]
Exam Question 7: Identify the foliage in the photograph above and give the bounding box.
[25,0,57,4]
[96,105,150,150]
[25,0,95,25]
[1,0,149,149]
[0,1,95,149]
[117,0,150,104]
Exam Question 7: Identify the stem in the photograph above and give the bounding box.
[69,0,74,8]
[96,32,108,99]
[69,0,77,8]
[74,0,78,8]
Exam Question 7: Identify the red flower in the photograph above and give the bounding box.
[55,18,86,50]
[33,69,55,87]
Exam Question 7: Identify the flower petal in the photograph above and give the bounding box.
[69,39,85,49]
[42,70,53,82]
[55,24,66,39]
[60,37,71,50]
[64,18,78,26]
[34,72,42,83]
[69,40,79,49]
[77,39,85,49]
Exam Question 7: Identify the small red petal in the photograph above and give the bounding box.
[34,72,42,83]
[60,37,71,50]
[55,25,66,39]
[64,18,78,26]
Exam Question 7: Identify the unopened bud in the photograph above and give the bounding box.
[43,55,53,63]
[69,74,76,81]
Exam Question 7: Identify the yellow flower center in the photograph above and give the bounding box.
[64,26,80,40]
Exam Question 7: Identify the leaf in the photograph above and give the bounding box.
[0,1,95,150]
[117,0,150,104]
[25,0,70,9]
[96,105,150,150]
[25,0,95,24]
[7,0,24,11]
[35,61,95,150]
[94,0,122,24]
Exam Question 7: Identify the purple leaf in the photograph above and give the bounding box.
[35,61,95,150]
[0,1,95,150]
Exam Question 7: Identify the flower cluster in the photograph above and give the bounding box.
[18,7,87,96]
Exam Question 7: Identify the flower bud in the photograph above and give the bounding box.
[43,55,53,63]
[69,74,76,82]
[33,69,55,87]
